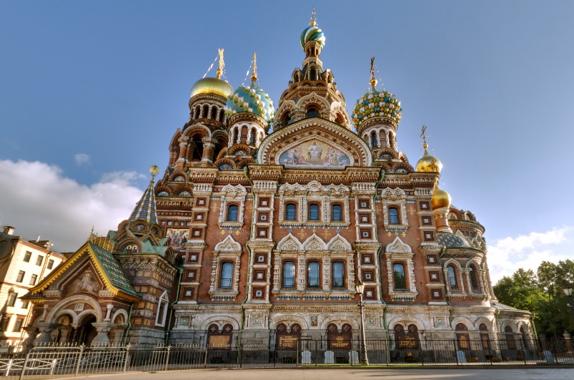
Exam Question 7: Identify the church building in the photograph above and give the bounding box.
[23,14,532,357]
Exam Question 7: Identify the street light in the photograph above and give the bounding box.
[355,282,369,365]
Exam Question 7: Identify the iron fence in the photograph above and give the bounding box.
[0,334,573,378]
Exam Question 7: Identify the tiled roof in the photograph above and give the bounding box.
[437,231,470,248]
[89,242,138,297]
[129,179,158,224]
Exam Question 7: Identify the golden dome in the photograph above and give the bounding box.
[416,143,443,173]
[432,185,452,209]
[190,77,233,99]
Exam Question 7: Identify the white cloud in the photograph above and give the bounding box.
[100,171,146,185]
[0,160,143,252]
[488,226,574,283]
[73,153,91,166]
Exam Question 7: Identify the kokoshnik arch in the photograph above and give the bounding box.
[23,13,531,351]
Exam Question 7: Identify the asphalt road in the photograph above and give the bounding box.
[76,368,574,380]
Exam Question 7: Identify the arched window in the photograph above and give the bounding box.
[226,204,238,222]
[219,262,234,289]
[447,265,458,289]
[331,204,343,222]
[194,105,200,119]
[306,106,319,118]
[282,261,296,288]
[332,261,345,288]
[393,263,407,290]
[388,207,400,225]
[479,323,491,351]
[282,111,291,125]
[505,326,516,350]
[307,261,320,288]
[249,129,256,145]
[285,203,297,221]
[190,135,204,161]
[520,326,530,350]
[219,108,225,122]
[469,264,480,292]
[456,323,470,350]
[395,324,420,349]
[388,131,395,150]
[211,106,218,120]
[308,203,320,221]
[155,291,169,326]
[371,131,378,148]
[202,104,209,118]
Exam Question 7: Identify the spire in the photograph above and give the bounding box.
[369,57,378,90]
[215,48,225,79]
[310,8,317,26]
[250,52,258,83]
[421,125,429,154]
[129,165,159,225]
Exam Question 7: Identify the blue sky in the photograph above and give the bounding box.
[1,1,573,279]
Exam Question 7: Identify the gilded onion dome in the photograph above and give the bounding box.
[416,126,443,173]
[226,53,275,123]
[300,10,326,49]
[352,58,402,129]
[190,48,233,99]
[416,144,443,173]
[432,185,452,209]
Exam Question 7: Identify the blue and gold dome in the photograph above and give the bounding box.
[300,23,326,49]
[226,53,275,123]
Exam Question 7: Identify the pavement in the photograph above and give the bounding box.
[75,368,574,380]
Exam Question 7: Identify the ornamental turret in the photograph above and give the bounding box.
[275,11,350,129]
[170,49,231,170]
[353,57,402,155]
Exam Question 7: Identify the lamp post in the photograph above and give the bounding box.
[355,282,369,365]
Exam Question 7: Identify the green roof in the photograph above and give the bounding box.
[89,242,139,297]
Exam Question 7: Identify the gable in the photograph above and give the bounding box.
[258,119,372,168]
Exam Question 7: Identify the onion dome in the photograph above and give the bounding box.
[416,144,443,173]
[226,54,274,122]
[190,77,232,98]
[300,10,326,49]
[432,185,452,210]
[190,48,232,99]
[437,231,470,248]
[352,58,401,128]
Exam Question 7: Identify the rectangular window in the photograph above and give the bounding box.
[7,292,17,307]
[16,270,25,283]
[21,300,29,309]
[282,261,296,288]
[388,206,400,225]
[307,261,320,288]
[331,203,343,222]
[13,317,24,332]
[36,255,44,266]
[219,262,234,289]
[332,261,345,288]
[308,203,320,221]
[226,204,239,222]
[47,259,55,269]
[30,274,38,285]
[23,251,32,262]
[393,263,407,290]
[285,203,298,221]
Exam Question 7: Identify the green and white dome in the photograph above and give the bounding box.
[226,81,275,123]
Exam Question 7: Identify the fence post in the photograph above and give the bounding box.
[164,346,171,371]
[6,358,13,376]
[453,339,459,366]
[74,344,84,376]
[123,344,131,372]
[18,349,32,380]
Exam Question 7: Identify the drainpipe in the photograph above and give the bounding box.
[121,303,134,345]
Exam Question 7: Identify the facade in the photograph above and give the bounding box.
[0,226,65,348]
[24,16,532,353]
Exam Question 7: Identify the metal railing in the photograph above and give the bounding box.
[0,334,572,378]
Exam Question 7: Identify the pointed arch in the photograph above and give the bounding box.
[302,233,327,251]
[277,233,303,251]
[326,234,352,251]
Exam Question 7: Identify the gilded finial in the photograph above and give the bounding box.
[251,52,258,83]
[310,8,317,26]
[370,57,378,89]
[216,48,225,79]
[149,164,159,180]
[421,125,429,153]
